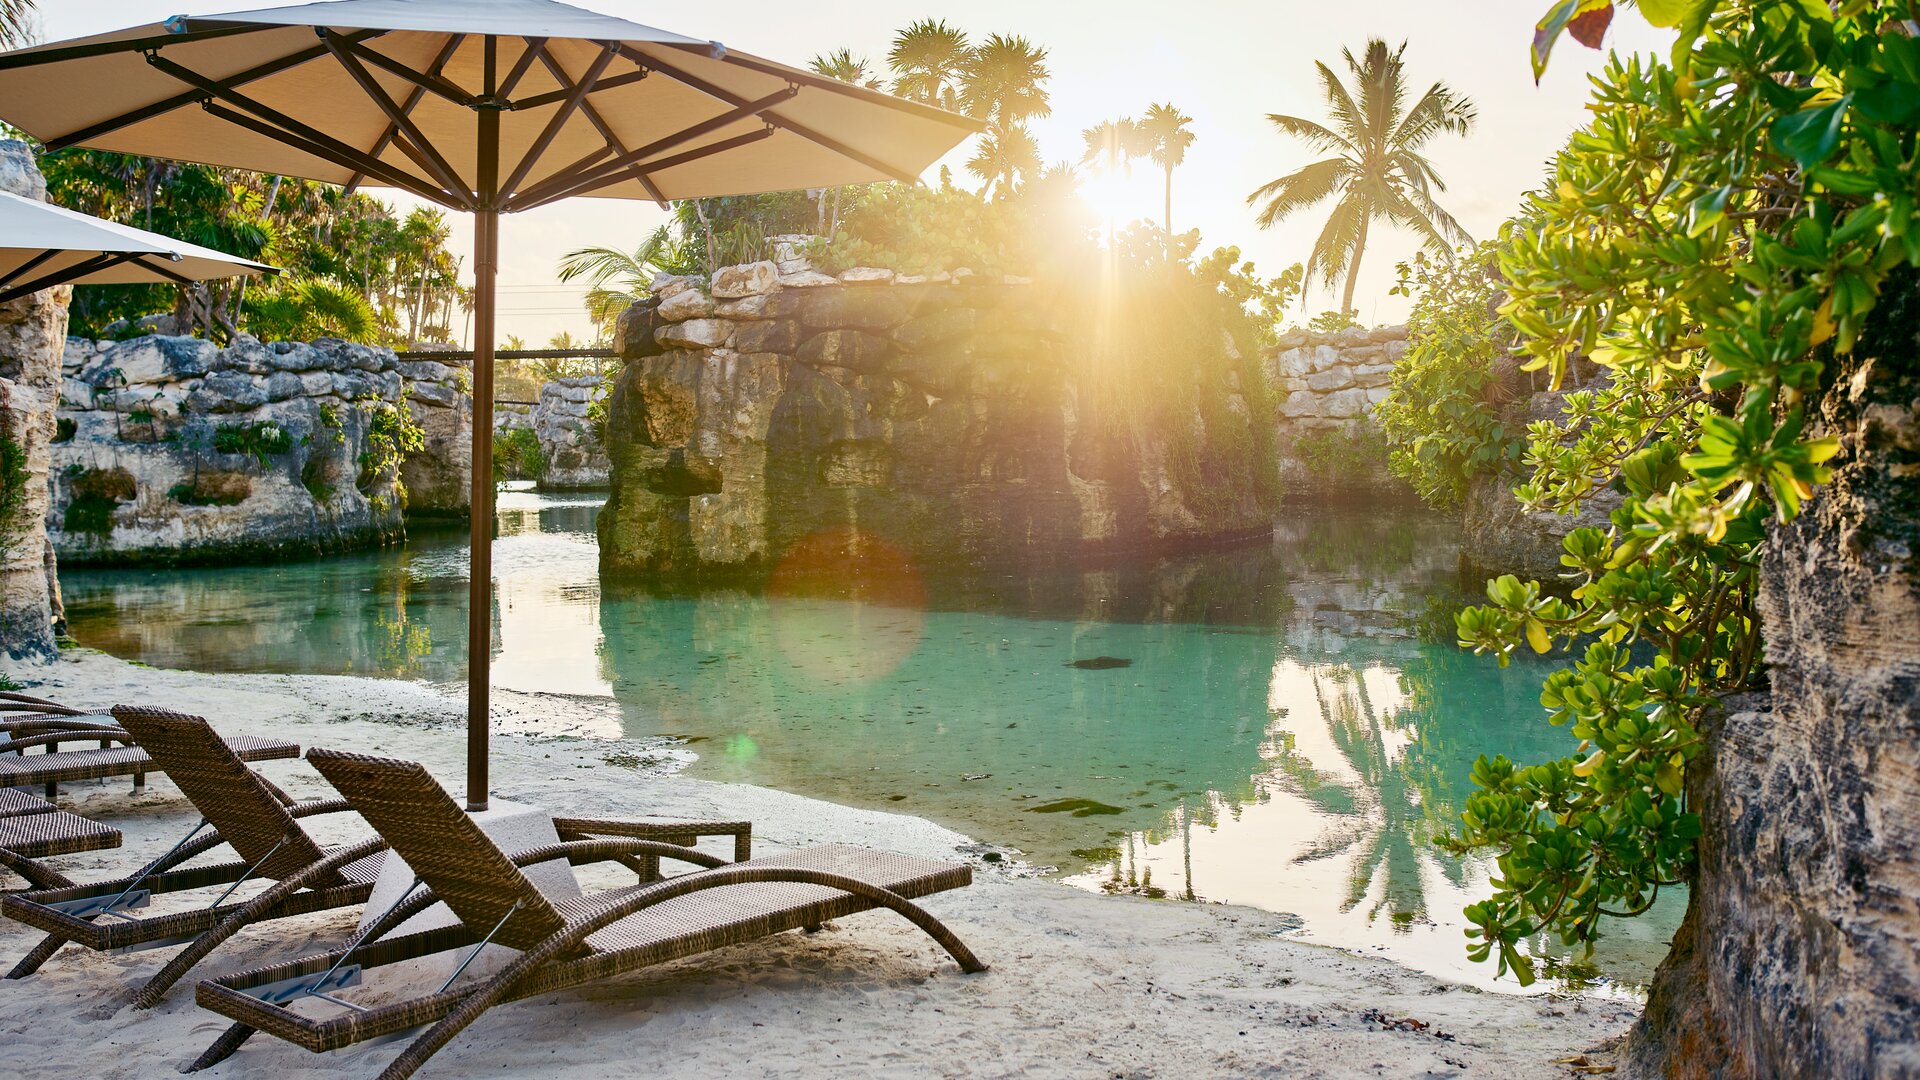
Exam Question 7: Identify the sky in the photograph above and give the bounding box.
[39,2,1669,346]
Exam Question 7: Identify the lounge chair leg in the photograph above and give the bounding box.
[6,932,68,980]
[186,1023,256,1072]
[0,848,74,890]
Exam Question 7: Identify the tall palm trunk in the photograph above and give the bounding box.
[1341,217,1369,315]
[1163,163,1173,233]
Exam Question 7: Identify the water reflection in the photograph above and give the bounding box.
[60,494,1682,992]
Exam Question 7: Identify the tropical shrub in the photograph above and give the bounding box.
[1439,0,1920,984]
[1374,245,1527,508]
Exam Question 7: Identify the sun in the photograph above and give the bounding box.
[1082,170,1154,235]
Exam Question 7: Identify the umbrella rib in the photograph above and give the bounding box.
[531,49,668,207]
[512,68,649,111]
[504,87,797,211]
[655,40,987,133]
[495,37,548,101]
[0,23,271,71]
[42,29,386,153]
[332,36,477,108]
[129,254,199,287]
[510,128,775,214]
[199,99,455,208]
[499,42,620,198]
[0,252,141,304]
[345,33,465,195]
[324,31,475,208]
[617,46,924,186]
[0,248,63,291]
[146,52,459,206]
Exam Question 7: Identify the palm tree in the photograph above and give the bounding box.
[807,48,884,90]
[0,0,35,50]
[1141,102,1196,234]
[1080,118,1148,242]
[556,225,678,338]
[958,33,1050,199]
[1247,39,1475,315]
[1079,118,1149,177]
[886,19,971,111]
[959,33,1051,128]
[967,123,1041,200]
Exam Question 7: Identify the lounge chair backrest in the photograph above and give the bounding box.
[306,749,567,950]
[110,706,332,883]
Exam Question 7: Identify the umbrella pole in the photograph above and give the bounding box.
[466,206,498,812]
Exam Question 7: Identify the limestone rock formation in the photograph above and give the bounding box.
[50,335,467,565]
[599,264,1276,580]
[1622,276,1920,1079]
[396,353,472,519]
[0,141,65,660]
[532,375,609,489]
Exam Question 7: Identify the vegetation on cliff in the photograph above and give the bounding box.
[1395,0,1920,988]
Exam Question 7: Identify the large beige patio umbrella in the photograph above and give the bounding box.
[0,189,276,303]
[0,0,981,810]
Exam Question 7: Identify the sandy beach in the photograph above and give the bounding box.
[0,648,1638,1079]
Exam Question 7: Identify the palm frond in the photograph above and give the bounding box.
[1262,113,1355,157]
[1247,157,1353,229]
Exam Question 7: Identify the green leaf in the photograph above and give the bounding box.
[1770,97,1851,168]
[1637,0,1701,27]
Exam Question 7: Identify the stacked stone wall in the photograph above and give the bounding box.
[50,335,467,565]
[1264,325,1410,500]
[532,375,609,488]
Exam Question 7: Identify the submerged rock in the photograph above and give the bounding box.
[1067,656,1133,670]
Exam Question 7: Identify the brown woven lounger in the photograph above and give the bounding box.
[191,749,983,1080]
[0,714,299,799]
[0,790,121,890]
[2,706,753,1009]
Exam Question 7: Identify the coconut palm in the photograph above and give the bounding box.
[1079,118,1150,177]
[959,33,1051,128]
[887,19,971,111]
[807,48,884,91]
[967,123,1041,200]
[1247,39,1475,315]
[1141,102,1196,234]
[0,0,35,50]
[557,225,680,338]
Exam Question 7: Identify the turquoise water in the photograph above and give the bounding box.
[61,488,1683,993]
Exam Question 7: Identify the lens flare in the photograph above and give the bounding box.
[767,527,928,685]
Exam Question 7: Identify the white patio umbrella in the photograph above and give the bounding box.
[0,189,276,303]
[0,0,982,810]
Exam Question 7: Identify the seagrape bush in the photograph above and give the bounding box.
[1374,244,1527,509]
[1432,0,1920,984]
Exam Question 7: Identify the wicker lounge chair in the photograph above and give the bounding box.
[3,706,753,1009]
[190,748,984,1080]
[0,790,121,890]
[0,711,298,799]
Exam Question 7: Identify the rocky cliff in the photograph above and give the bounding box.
[533,375,609,489]
[51,334,465,565]
[1623,277,1920,1078]
[0,142,65,661]
[395,352,472,519]
[598,260,1277,581]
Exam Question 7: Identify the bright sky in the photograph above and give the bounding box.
[42,2,1668,345]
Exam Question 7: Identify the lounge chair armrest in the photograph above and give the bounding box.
[508,837,730,875]
[551,817,752,862]
[0,727,135,753]
[285,798,357,820]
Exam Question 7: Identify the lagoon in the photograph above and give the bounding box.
[62,487,1682,994]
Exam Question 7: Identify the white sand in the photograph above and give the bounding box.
[0,648,1637,1078]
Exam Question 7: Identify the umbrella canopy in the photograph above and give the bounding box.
[0,189,277,303]
[0,0,982,811]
